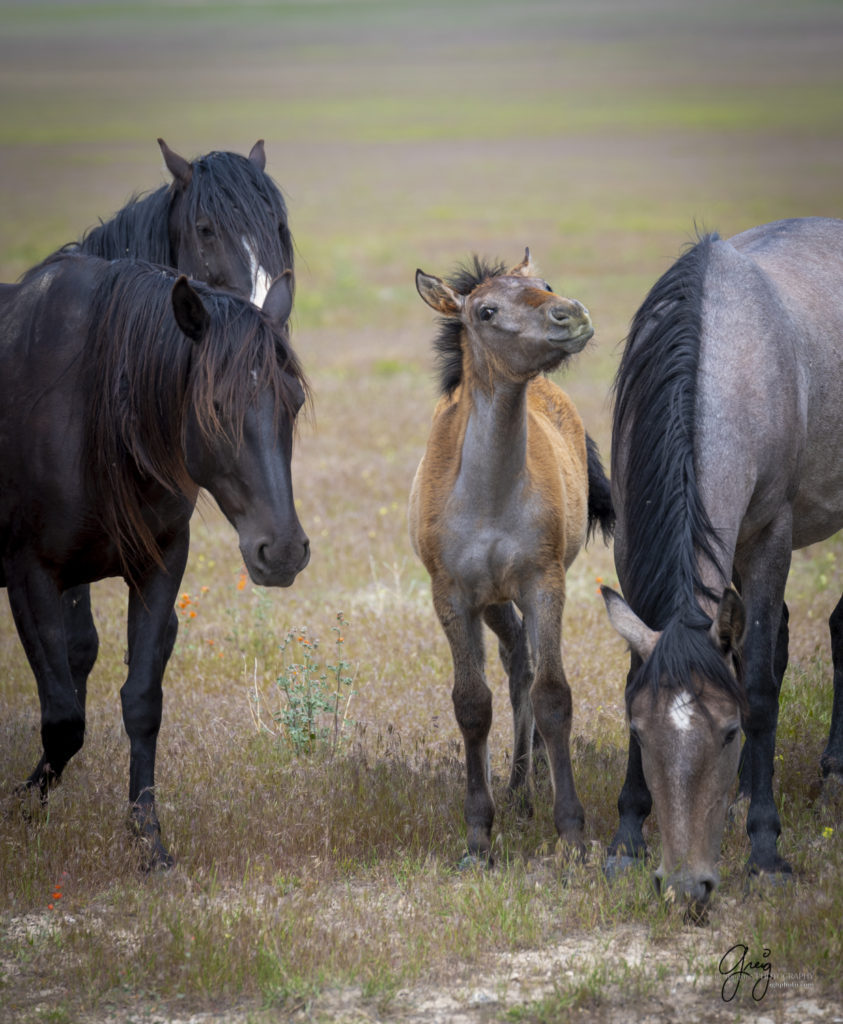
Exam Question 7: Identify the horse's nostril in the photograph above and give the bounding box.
[550,306,571,323]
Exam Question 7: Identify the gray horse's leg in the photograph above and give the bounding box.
[820,592,843,782]
[739,531,792,877]
[738,600,788,803]
[524,588,584,851]
[436,593,495,861]
[606,652,651,872]
[483,602,534,810]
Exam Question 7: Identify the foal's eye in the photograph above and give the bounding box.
[478,306,497,322]
[544,283,554,292]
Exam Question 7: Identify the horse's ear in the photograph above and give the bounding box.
[262,270,294,328]
[416,270,463,316]
[171,276,210,343]
[710,589,746,656]
[601,586,659,661]
[158,138,193,188]
[248,139,267,172]
[508,248,534,278]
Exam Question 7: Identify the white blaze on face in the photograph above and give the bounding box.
[668,693,694,732]
[244,238,271,307]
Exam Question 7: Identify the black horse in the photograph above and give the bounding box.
[65,138,295,305]
[1,253,310,867]
[56,138,297,755]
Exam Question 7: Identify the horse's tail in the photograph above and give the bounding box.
[612,232,725,628]
[585,433,615,545]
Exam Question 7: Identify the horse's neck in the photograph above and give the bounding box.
[457,379,529,507]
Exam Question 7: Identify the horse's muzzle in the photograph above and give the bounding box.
[242,534,310,588]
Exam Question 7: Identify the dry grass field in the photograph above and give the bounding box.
[2,2,843,1022]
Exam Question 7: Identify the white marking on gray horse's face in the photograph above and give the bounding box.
[244,238,271,307]
[668,693,694,732]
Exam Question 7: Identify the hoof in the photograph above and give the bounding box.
[458,851,493,871]
[603,853,638,881]
[744,861,793,896]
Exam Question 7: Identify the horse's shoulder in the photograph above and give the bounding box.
[527,377,585,443]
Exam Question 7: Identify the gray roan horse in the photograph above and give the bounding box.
[602,217,843,914]
[410,251,614,863]
[1,253,310,868]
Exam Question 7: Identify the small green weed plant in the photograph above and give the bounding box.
[249,612,355,756]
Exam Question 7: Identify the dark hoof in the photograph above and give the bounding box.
[744,862,793,896]
[458,851,493,871]
[603,853,638,881]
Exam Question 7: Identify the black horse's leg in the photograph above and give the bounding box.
[606,652,651,873]
[6,560,83,798]
[122,534,188,871]
[62,584,99,710]
[820,591,843,782]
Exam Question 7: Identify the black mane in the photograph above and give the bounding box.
[64,148,295,283]
[612,233,744,710]
[78,257,305,573]
[434,256,507,395]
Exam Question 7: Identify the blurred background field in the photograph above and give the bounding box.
[1,2,843,1021]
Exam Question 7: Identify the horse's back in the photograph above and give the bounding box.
[701,218,843,550]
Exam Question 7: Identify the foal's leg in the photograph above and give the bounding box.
[523,586,584,851]
[820,591,843,782]
[5,559,83,797]
[435,591,494,861]
[484,602,534,809]
[122,534,189,870]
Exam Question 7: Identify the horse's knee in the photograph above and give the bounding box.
[452,683,492,743]
[40,714,85,779]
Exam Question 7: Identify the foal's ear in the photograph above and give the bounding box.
[601,586,660,661]
[416,270,464,316]
[262,270,294,328]
[710,589,746,656]
[171,276,210,343]
[248,139,267,172]
[508,248,535,277]
[158,138,193,189]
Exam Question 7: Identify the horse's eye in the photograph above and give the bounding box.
[479,306,497,322]
[545,283,554,293]
[723,726,740,748]
[196,220,215,240]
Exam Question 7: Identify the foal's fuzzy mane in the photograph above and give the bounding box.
[79,257,306,575]
[433,255,507,396]
[612,232,745,711]
[63,147,295,288]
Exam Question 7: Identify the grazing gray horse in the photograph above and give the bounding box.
[602,217,843,915]
[409,251,613,863]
